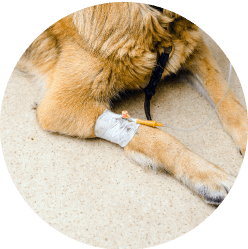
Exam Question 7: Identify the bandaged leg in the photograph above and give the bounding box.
[94,110,140,147]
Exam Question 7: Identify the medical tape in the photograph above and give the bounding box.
[94,110,140,147]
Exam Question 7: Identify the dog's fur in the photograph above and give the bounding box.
[16,3,247,205]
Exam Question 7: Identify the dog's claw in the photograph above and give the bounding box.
[239,149,243,156]
[223,185,229,194]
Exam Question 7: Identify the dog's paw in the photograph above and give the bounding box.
[195,175,235,205]
[178,150,235,205]
[231,123,247,157]
[222,102,248,157]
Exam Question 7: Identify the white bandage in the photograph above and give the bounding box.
[94,110,140,147]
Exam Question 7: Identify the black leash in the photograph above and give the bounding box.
[144,50,170,120]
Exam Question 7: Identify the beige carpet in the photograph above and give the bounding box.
[0,30,246,248]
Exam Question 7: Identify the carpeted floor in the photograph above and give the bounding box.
[0,30,246,248]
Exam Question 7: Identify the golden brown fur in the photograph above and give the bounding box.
[17,2,247,205]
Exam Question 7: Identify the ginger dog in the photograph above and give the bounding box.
[16,3,247,205]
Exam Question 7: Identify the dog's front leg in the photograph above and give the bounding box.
[185,38,248,155]
[37,89,108,138]
[124,125,234,205]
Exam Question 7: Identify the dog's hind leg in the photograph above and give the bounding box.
[124,125,235,205]
[185,38,248,156]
